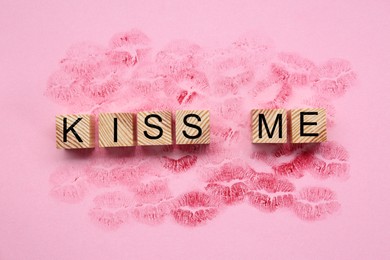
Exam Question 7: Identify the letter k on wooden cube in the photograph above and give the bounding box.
[56,114,95,149]
[251,109,287,143]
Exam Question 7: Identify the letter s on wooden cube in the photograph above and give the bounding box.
[137,111,173,146]
[176,110,210,145]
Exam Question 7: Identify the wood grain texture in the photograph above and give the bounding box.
[98,113,134,147]
[56,114,95,149]
[251,109,287,143]
[137,111,172,146]
[289,108,327,143]
[175,110,210,145]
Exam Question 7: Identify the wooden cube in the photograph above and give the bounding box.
[251,109,288,143]
[176,110,210,145]
[56,114,95,149]
[98,113,134,147]
[137,111,173,146]
[290,108,327,143]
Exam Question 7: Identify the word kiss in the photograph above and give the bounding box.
[55,108,326,149]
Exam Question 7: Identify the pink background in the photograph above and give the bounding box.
[1,0,390,259]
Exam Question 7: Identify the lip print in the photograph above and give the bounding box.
[204,163,249,205]
[247,192,294,212]
[273,152,316,178]
[89,207,131,230]
[131,201,174,225]
[132,179,172,203]
[292,187,341,221]
[49,182,87,204]
[205,182,249,205]
[247,170,295,193]
[171,191,219,226]
[164,68,209,105]
[49,166,88,203]
[211,55,255,95]
[161,155,198,173]
[311,59,356,98]
[46,29,354,230]
[88,190,134,230]
[246,167,295,212]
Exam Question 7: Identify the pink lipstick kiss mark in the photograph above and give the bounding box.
[49,183,87,204]
[308,142,350,180]
[88,208,131,230]
[84,161,154,189]
[212,56,255,95]
[316,141,349,161]
[171,191,219,226]
[246,169,295,212]
[155,40,203,74]
[93,191,133,209]
[250,152,276,167]
[108,29,151,64]
[45,71,83,106]
[309,157,350,180]
[206,163,248,182]
[131,201,174,225]
[292,187,340,221]
[247,192,294,212]
[205,163,249,204]
[247,171,295,193]
[205,182,248,205]
[88,191,134,230]
[132,179,172,203]
[49,166,88,203]
[277,52,316,87]
[81,73,121,102]
[161,155,198,173]
[311,59,357,98]
[273,152,315,178]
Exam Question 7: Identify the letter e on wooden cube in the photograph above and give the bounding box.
[290,108,327,143]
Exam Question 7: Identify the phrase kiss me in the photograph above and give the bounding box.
[55,108,327,150]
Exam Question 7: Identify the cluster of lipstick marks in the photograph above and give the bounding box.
[46,29,356,229]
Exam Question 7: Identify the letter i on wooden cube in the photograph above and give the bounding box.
[137,111,173,146]
[251,109,287,143]
[56,114,95,149]
[289,108,327,143]
[176,110,210,145]
[98,113,134,147]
